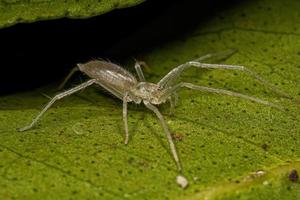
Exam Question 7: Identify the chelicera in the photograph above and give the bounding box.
[18,50,293,188]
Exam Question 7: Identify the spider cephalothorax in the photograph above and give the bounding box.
[130,82,165,104]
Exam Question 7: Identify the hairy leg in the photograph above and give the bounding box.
[18,79,96,131]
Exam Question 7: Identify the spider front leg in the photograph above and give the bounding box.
[158,54,294,101]
[159,82,284,111]
[189,62,292,100]
[158,50,236,88]
[18,79,96,132]
[143,101,188,188]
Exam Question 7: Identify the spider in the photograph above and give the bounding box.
[18,50,291,188]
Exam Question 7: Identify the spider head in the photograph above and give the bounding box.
[130,82,163,104]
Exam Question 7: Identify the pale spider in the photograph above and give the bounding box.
[18,50,291,188]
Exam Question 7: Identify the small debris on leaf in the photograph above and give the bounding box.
[288,169,299,182]
[255,170,266,176]
[261,143,268,151]
[176,175,188,188]
[172,132,184,141]
[263,180,269,185]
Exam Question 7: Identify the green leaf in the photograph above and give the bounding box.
[0,0,145,28]
[1,0,300,199]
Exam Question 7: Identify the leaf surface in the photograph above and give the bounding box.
[1,0,300,199]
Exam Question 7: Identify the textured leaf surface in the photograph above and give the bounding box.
[1,0,300,199]
[0,0,144,28]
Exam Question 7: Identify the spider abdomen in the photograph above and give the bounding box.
[78,60,138,99]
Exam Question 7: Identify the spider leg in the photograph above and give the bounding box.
[192,62,292,99]
[143,101,182,172]
[159,82,284,111]
[143,101,188,187]
[174,92,179,106]
[58,66,80,90]
[168,93,179,115]
[168,96,175,116]
[158,58,293,101]
[18,79,96,132]
[193,49,237,62]
[158,50,236,87]
[134,60,146,82]
[123,92,129,144]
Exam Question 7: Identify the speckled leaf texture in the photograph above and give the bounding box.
[0,0,144,28]
[1,0,300,199]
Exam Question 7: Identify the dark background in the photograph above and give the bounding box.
[0,0,240,95]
